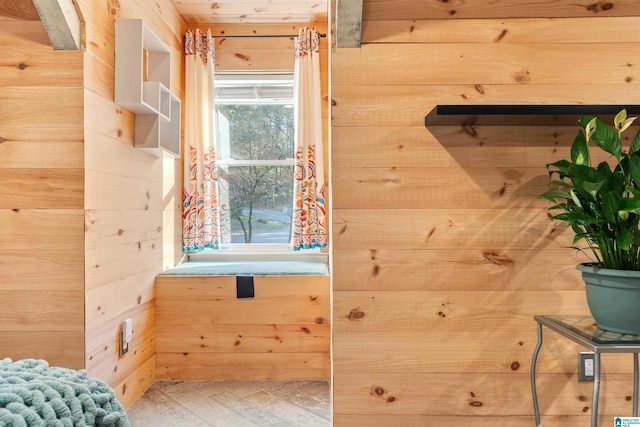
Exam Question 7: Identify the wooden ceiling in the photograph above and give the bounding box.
[169,0,329,25]
[0,0,360,48]
[0,0,39,21]
[0,1,329,23]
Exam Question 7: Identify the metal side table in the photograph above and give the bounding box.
[531,315,640,427]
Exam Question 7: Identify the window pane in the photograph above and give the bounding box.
[219,165,293,244]
[216,104,294,161]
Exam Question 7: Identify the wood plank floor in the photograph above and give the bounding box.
[126,380,332,426]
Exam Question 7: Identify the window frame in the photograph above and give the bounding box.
[205,72,299,256]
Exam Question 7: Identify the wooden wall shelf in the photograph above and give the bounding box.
[115,19,181,158]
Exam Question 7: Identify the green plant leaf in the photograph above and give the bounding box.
[601,191,620,222]
[570,130,589,166]
[578,115,596,130]
[618,194,640,215]
[549,180,572,188]
[537,111,640,270]
[580,180,605,200]
[538,189,571,200]
[630,128,640,154]
[591,118,622,160]
[569,189,582,207]
[617,230,633,251]
[629,153,640,188]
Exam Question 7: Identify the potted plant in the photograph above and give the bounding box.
[539,109,640,334]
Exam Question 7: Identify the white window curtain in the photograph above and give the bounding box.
[289,27,328,251]
[182,29,223,252]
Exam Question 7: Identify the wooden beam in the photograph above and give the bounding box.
[336,0,362,48]
[31,0,81,50]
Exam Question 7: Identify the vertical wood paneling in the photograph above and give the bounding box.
[331,12,640,425]
[0,19,84,369]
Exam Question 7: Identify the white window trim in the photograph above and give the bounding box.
[209,72,305,258]
[216,159,294,166]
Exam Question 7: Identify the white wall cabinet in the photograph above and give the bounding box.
[115,19,181,158]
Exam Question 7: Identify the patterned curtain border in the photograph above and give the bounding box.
[185,28,215,64]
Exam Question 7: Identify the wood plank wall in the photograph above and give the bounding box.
[0,14,85,368]
[158,21,332,381]
[77,0,186,409]
[155,275,330,380]
[331,1,640,425]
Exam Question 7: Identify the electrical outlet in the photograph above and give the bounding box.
[578,352,595,382]
[119,319,132,357]
[120,327,128,356]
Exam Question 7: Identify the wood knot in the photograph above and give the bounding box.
[0,137,4,143]
[462,125,478,138]
[427,227,436,239]
[108,0,120,15]
[482,251,514,268]
[348,309,365,320]
[386,396,396,403]
[510,361,520,371]
[494,29,508,42]
[309,296,318,301]
[514,70,531,84]
[315,317,325,324]
[118,229,124,235]
[372,264,380,276]
[235,53,249,61]
[301,327,311,334]
[588,2,613,12]
[579,395,588,402]
[372,386,385,396]
[17,63,27,70]
[582,406,589,412]
[470,401,483,407]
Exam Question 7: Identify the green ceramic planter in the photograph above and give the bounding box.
[578,263,640,335]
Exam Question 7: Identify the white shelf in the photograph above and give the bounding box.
[115,19,180,158]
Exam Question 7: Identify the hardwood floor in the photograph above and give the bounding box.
[126,380,332,426]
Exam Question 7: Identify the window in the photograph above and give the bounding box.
[214,73,295,249]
